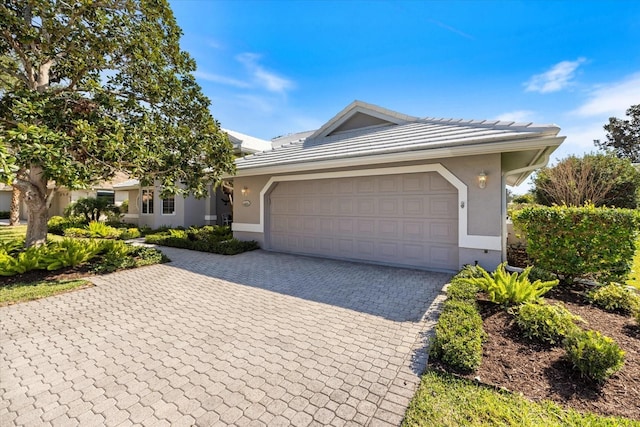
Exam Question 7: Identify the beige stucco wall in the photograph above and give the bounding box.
[232,153,504,271]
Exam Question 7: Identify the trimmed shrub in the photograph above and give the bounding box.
[513,205,640,282]
[460,262,558,306]
[528,266,557,283]
[430,299,485,372]
[446,279,479,303]
[47,215,84,235]
[118,228,141,240]
[516,301,583,345]
[587,283,640,315]
[145,226,258,255]
[63,227,92,238]
[563,330,625,382]
[0,211,10,219]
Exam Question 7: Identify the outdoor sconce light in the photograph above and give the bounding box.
[477,171,487,189]
[241,186,248,196]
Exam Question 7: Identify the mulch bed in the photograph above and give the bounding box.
[0,264,96,287]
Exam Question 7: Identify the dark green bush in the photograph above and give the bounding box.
[563,330,625,382]
[0,211,9,219]
[587,283,640,315]
[513,205,640,282]
[430,299,485,372]
[456,264,484,279]
[528,266,557,283]
[144,226,258,255]
[516,301,583,345]
[47,215,84,235]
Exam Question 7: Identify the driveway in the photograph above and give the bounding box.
[0,248,450,426]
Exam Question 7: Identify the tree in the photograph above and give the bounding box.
[0,55,21,225]
[532,153,640,208]
[595,104,640,162]
[0,0,235,247]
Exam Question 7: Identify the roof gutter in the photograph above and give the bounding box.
[503,145,556,186]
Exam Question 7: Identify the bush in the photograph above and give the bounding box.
[587,283,640,315]
[516,301,583,345]
[42,239,102,270]
[512,193,535,204]
[430,299,485,372]
[0,245,46,276]
[0,211,9,219]
[144,226,258,255]
[456,264,484,279]
[513,205,640,282]
[446,279,479,303]
[563,330,625,382]
[47,215,85,235]
[118,228,141,240]
[63,227,92,238]
[528,266,557,283]
[532,153,640,209]
[460,263,558,306]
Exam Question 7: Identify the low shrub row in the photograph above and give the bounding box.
[48,217,142,240]
[0,238,167,276]
[432,263,631,382]
[430,267,485,373]
[0,211,9,219]
[145,226,259,255]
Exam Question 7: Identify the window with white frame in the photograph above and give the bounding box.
[162,196,175,215]
[141,188,154,214]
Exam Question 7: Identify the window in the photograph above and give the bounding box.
[142,189,154,214]
[96,190,115,205]
[162,196,175,215]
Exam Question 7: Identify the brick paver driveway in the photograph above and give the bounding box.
[1,248,450,426]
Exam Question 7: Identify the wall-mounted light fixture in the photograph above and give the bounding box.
[241,186,248,196]
[477,171,487,189]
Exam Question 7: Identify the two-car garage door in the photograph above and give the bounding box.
[268,172,459,270]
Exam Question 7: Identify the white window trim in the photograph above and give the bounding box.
[141,187,154,215]
[231,163,501,251]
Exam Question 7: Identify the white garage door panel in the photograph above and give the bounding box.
[269,172,458,270]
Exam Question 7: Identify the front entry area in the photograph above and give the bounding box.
[267,171,459,270]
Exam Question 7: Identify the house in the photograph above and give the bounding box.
[230,100,565,272]
[115,130,272,229]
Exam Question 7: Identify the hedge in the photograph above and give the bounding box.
[513,205,639,283]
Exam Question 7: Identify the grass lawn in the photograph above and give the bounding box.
[403,371,637,427]
[0,279,91,306]
[627,236,640,290]
[0,224,62,243]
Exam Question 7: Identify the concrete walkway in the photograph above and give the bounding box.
[0,248,450,426]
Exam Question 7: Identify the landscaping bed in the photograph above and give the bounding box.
[473,284,640,420]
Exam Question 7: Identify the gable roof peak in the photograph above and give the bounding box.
[308,100,419,139]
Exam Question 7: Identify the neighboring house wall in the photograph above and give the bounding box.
[233,153,503,271]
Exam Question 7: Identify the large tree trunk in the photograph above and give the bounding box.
[13,165,52,247]
[9,187,21,226]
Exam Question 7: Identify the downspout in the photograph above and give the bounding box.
[501,147,555,263]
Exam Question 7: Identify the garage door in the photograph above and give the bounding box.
[268,172,459,270]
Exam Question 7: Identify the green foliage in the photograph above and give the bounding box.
[446,279,479,303]
[65,197,113,223]
[145,226,258,255]
[532,153,640,208]
[0,245,46,275]
[403,370,636,427]
[513,205,640,282]
[47,215,85,235]
[528,266,557,283]
[515,301,583,345]
[562,330,625,382]
[0,0,235,246]
[587,283,640,315]
[461,263,558,306]
[512,193,536,204]
[93,241,167,273]
[430,299,485,372]
[86,221,119,239]
[118,228,141,240]
[456,264,484,279]
[596,104,640,163]
[42,239,102,270]
[0,211,9,219]
[63,227,92,238]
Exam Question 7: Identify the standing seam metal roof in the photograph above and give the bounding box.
[236,118,560,170]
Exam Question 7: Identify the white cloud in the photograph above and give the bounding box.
[525,58,586,93]
[193,71,250,88]
[496,110,535,123]
[572,72,640,117]
[236,53,294,93]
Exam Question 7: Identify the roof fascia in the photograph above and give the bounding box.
[232,136,565,178]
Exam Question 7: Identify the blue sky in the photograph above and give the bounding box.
[170,0,640,191]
